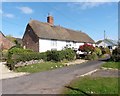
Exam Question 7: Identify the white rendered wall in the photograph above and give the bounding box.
[39,39,67,52]
[56,40,66,50]
[97,41,112,48]
[39,38,93,52]
[39,39,51,52]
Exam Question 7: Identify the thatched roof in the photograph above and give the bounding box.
[28,20,95,43]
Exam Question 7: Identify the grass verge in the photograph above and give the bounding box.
[62,76,119,95]
[101,61,119,69]
[15,62,64,73]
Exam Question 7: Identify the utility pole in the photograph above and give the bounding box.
[104,30,106,48]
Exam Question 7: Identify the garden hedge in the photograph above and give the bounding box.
[7,47,76,70]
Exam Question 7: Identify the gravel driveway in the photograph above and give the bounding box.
[0,62,29,80]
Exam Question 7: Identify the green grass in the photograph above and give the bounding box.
[15,62,65,73]
[63,76,119,95]
[102,61,120,69]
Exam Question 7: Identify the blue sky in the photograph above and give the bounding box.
[0,2,118,41]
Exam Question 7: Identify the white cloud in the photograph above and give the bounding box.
[0,8,15,18]
[68,2,111,10]
[4,13,15,18]
[17,6,33,14]
[78,2,104,10]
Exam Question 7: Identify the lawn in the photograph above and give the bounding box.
[101,61,119,69]
[63,76,119,95]
[15,62,65,73]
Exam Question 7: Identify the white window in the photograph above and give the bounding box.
[51,40,57,47]
[66,41,70,46]
[73,42,76,47]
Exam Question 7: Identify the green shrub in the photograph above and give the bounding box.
[6,59,15,70]
[46,48,75,62]
[6,47,76,70]
[95,47,102,56]
[85,52,98,60]
[8,47,33,54]
[46,50,62,62]
[1,50,8,61]
[100,47,111,54]
[61,48,76,61]
[7,47,37,70]
[111,47,120,62]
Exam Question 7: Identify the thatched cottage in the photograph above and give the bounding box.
[22,15,95,52]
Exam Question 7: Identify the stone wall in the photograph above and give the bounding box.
[15,59,44,67]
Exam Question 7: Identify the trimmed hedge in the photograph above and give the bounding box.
[46,48,76,62]
[7,47,46,70]
[7,47,76,70]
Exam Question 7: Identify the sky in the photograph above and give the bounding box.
[0,2,118,42]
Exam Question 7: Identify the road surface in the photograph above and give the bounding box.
[2,60,105,94]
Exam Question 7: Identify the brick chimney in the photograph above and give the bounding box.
[47,13,54,25]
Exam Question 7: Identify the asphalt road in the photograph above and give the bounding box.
[2,60,105,94]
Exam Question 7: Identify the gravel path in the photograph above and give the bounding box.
[0,62,29,80]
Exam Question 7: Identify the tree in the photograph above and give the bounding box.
[112,46,120,62]
[13,39,22,48]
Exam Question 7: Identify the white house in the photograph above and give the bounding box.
[96,39,118,50]
[22,15,95,52]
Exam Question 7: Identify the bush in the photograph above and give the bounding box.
[95,47,102,56]
[85,52,98,60]
[100,47,111,54]
[61,48,76,61]
[46,48,76,62]
[79,43,95,54]
[8,47,33,54]
[6,47,76,70]
[1,50,8,61]
[6,47,45,70]
[46,50,62,62]
[111,47,120,62]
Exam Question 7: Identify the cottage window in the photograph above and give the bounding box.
[73,42,76,46]
[51,40,57,47]
[66,41,70,46]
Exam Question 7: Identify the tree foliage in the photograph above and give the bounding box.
[78,43,95,54]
